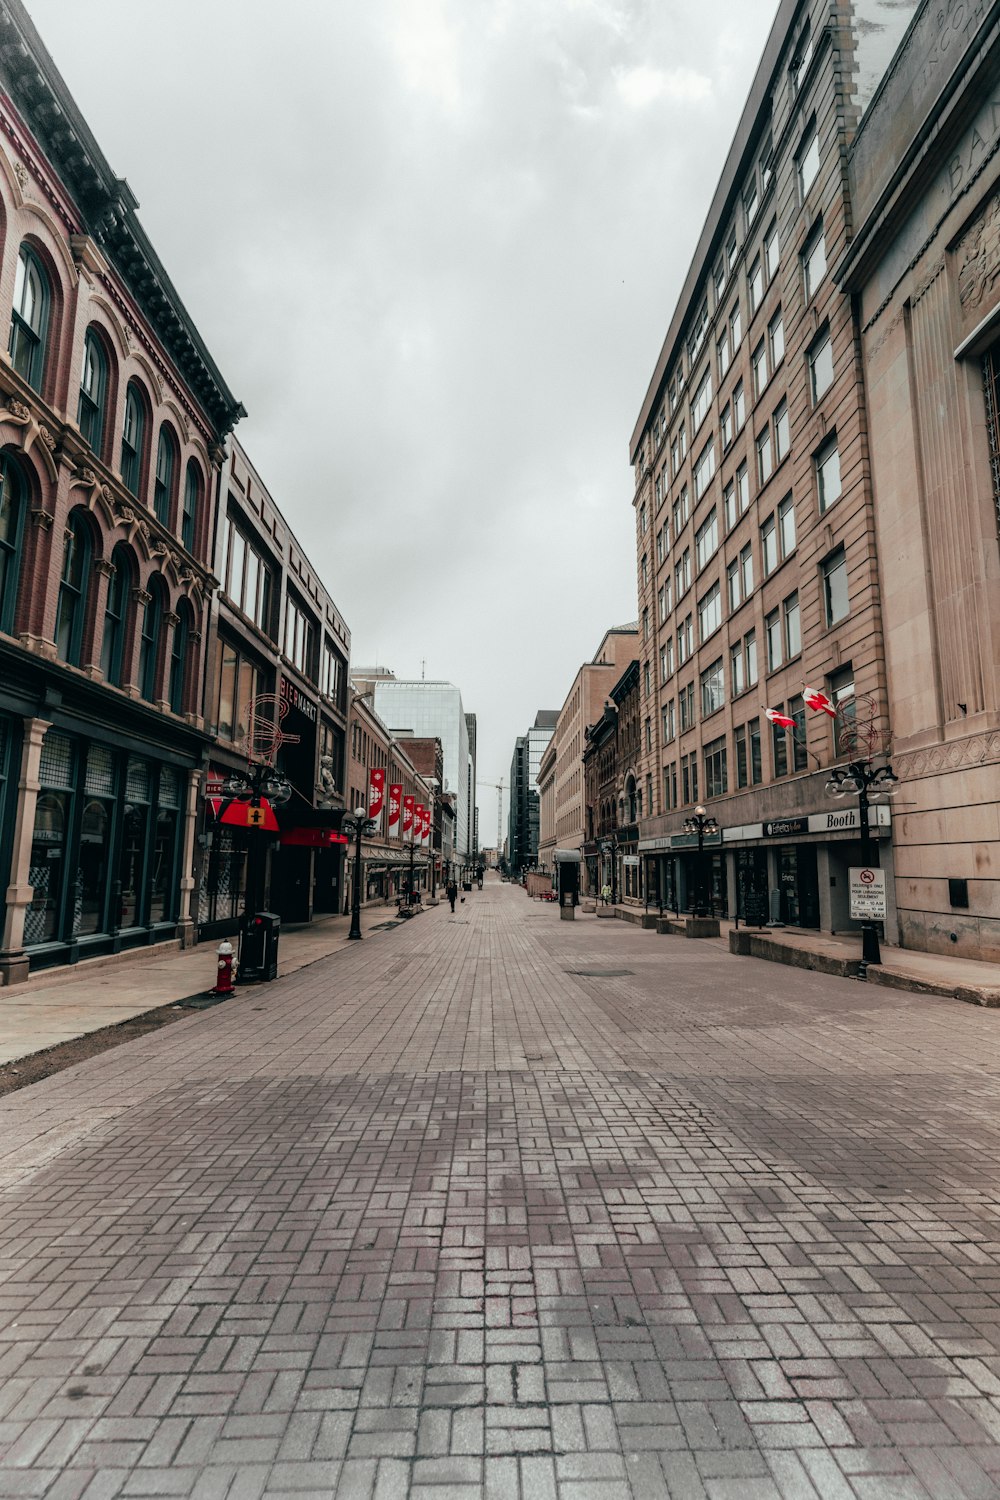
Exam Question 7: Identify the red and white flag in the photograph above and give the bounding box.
[414,804,425,847]
[387,783,402,836]
[368,768,386,819]
[402,794,415,840]
[803,686,837,717]
[765,708,797,729]
[421,805,432,845]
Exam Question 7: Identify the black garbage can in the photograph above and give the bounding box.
[239,911,281,982]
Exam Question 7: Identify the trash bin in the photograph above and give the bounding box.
[239,910,281,982]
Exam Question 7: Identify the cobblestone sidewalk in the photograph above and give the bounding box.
[1,882,999,1498]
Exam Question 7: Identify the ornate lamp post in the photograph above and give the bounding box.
[683,805,719,917]
[342,804,377,941]
[220,763,293,914]
[825,759,899,968]
[600,836,617,904]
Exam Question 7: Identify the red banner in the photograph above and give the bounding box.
[402,794,415,839]
[368,767,386,819]
[387,783,402,835]
[421,805,431,845]
[413,803,424,846]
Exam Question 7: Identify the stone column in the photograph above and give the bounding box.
[177,765,202,949]
[0,717,52,985]
[157,611,180,713]
[82,556,116,680]
[122,587,151,699]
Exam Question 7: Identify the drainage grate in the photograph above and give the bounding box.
[565,968,634,978]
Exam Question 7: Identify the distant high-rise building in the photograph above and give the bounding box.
[507,711,558,873]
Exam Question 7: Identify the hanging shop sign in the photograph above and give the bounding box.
[279,676,318,723]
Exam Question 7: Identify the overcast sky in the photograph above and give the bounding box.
[28,0,778,844]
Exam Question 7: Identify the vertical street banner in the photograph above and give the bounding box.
[413,804,425,848]
[368,768,386,820]
[402,794,415,842]
[422,805,431,845]
[387,783,402,838]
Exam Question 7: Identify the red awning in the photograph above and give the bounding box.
[279,827,349,848]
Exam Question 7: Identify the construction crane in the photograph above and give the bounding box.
[478,777,506,860]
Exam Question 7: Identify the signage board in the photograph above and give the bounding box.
[763,817,808,838]
[622,855,640,867]
[849,866,887,920]
[279,675,318,723]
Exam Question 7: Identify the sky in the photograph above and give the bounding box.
[27,0,778,845]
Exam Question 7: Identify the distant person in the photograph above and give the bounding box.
[601,882,611,906]
[446,879,458,913]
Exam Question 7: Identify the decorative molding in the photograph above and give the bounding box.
[29,508,53,530]
[957,189,1000,313]
[12,158,28,194]
[894,731,1000,780]
[163,611,180,628]
[132,587,152,607]
[1,397,58,480]
[93,558,116,579]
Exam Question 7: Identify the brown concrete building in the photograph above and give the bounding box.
[631,0,921,935]
[836,2,1000,960]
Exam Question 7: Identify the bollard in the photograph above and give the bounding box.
[211,939,236,995]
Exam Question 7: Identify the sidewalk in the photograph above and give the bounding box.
[0,900,439,1065]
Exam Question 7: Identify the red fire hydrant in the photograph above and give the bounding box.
[211,939,235,996]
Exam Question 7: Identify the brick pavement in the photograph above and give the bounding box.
[1,879,999,1498]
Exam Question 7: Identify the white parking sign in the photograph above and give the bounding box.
[849,867,886,920]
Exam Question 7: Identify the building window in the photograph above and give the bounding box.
[809,328,834,402]
[798,124,820,199]
[749,255,763,314]
[101,544,131,687]
[675,549,691,597]
[737,461,750,513]
[740,542,753,598]
[662,699,676,742]
[55,514,92,667]
[224,516,274,635]
[663,636,675,678]
[642,606,650,641]
[735,724,748,787]
[756,426,773,486]
[139,579,164,703]
[664,762,678,810]
[153,427,175,527]
[769,309,784,369]
[792,21,813,90]
[688,298,709,364]
[774,399,790,462]
[803,222,826,301]
[679,680,695,731]
[640,500,649,533]
[169,601,191,715]
[749,716,762,783]
[720,403,733,450]
[734,380,746,431]
[704,736,727,798]
[695,509,718,571]
[730,302,742,353]
[181,462,199,552]
[752,339,768,399]
[0,455,26,635]
[766,608,782,671]
[121,382,145,498]
[681,751,698,805]
[9,244,49,392]
[698,581,721,642]
[718,329,730,377]
[78,330,107,455]
[692,367,712,431]
[772,709,789,777]
[726,231,738,271]
[778,494,795,556]
[764,219,779,281]
[784,591,801,658]
[215,637,267,743]
[743,177,759,231]
[644,661,652,698]
[745,628,758,687]
[723,479,736,531]
[677,614,693,664]
[761,514,778,575]
[284,594,317,679]
[731,638,745,696]
[790,693,807,771]
[823,546,849,624]
[815,436,842,513]
[830,665,856,755]
[693,439,716,501]
[701,658,725,717]
[727,558,740,613]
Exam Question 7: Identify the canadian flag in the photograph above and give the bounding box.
[803,686,837,717]
[765,708,797,729]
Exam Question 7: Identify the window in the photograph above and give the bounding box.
[809,328,834,401]
[774,398,790,462]
[215,638,266,743]
[721,403,733,450]
[830,666,856,755]
[677,614,693,665]
[740,542,753,598]
[815,436,842,513]
[745,628,758,687]
[778,494,796,556]
[673,487,690,533]
[692,367,712,431]
[641,553,648,587]
[169,602,191,715]
[675,549,691,597]
[749,717,762,783]
[120,382,145,498]
[704,736,727,798]
[322,644,343,706]
[100,544,130,687]
[664,762,678,810]
[768,309,784,369]
[714,260,727,305]
[761,515,778,575]
[734,380,746,430]
[759,129,774,192]
[766,608,782,671]
[823,547,849,624]
[662,636,675,678]
[727,558,740,613]
[0,455,26,635]
[803,222,826,301]
[679,680,695,731]
[644,661,651,698]
[55,514,91,667]
[730,302,742,352]
[731,639,745,696]
[736,724,748,787]
[698,581,721,641]
[139,579,163,703]
[681,752,698,805]
[701,658,725,717]
[752,340,768,399]
[764,219,779,281]
[743,176,759,230]
[784,591,801,658]
[756,426,773,486]
[688,298,709,364]
[726,231,738,271]
[772,708,789,777]
[284,594,317,678]
[223,516,274,635]
[790,694,807,771]
[645,717,652,752]
[78,330,107,454]
[693,440,716,501]
[658,585,667,624]
[792,22,813,90]
[724,480,736,532]
[662,699,676,743]
[695,509,718,571]
[9,245,49,392]
[798,125,820,198]
[642,606,650,641]
[153,427,175,527]
[718,329,730,377]
[749,256,764,314]
[737,461,750,514]
[639,501,648,534]
[182,462,199,552]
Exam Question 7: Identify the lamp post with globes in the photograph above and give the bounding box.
[683,805,719,917]
[342,804,377,941]
[219,763,293,915]
[825,758,899,968]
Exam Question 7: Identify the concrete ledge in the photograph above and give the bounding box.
[685,916,720,939]
[729,929,862,977]
[615,908,658,930]
[657,918,686,936]
[581,901,597,914]
[595,907,616,918]
[954,984,1000,1008]
[865,967,955,999]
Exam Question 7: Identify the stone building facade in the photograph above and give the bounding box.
[582,659,641,901]
[345,691,435,909]
[630,0,921,936]
[837,1,1000,960]
[0,3,244,981]
[536,737,557,874]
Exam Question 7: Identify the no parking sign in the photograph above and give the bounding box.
[849,867,886,920]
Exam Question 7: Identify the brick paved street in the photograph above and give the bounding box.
[1,881,1000,1499]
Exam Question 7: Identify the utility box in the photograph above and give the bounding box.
[239,911,281,982]
[553,849,581,907]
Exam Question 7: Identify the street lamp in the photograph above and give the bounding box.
[600,836,617,904]
[825,759,899,968]
[683,805,719,917]
[220,763,293,914]
[342,803,377,941]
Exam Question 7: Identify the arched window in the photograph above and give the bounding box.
[78,330,108,455]
[181,461,199,552]
[153,426,175,526]
[121,382,145,497]
[0,454,26,634]
[139,576,163,702]
[169,601,192,715]
[55,514,92,666]
[100,543,132,686]
[8,244,49,392]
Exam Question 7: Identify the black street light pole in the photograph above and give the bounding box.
[341,804,376,941]
[683,805,719,917]
[825,758,898,969]
[219,763,293,918]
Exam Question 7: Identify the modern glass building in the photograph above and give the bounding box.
[371,680,476,859]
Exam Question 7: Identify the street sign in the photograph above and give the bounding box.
[849,866,886,920]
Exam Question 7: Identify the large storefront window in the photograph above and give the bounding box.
[77,745,116,937]
[150,768,181,923]
[25,733,75,947]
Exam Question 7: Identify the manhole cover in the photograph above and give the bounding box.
[565,968,634,978]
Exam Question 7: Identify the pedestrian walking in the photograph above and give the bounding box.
[446,878,458,913]
[601,882,611,906]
